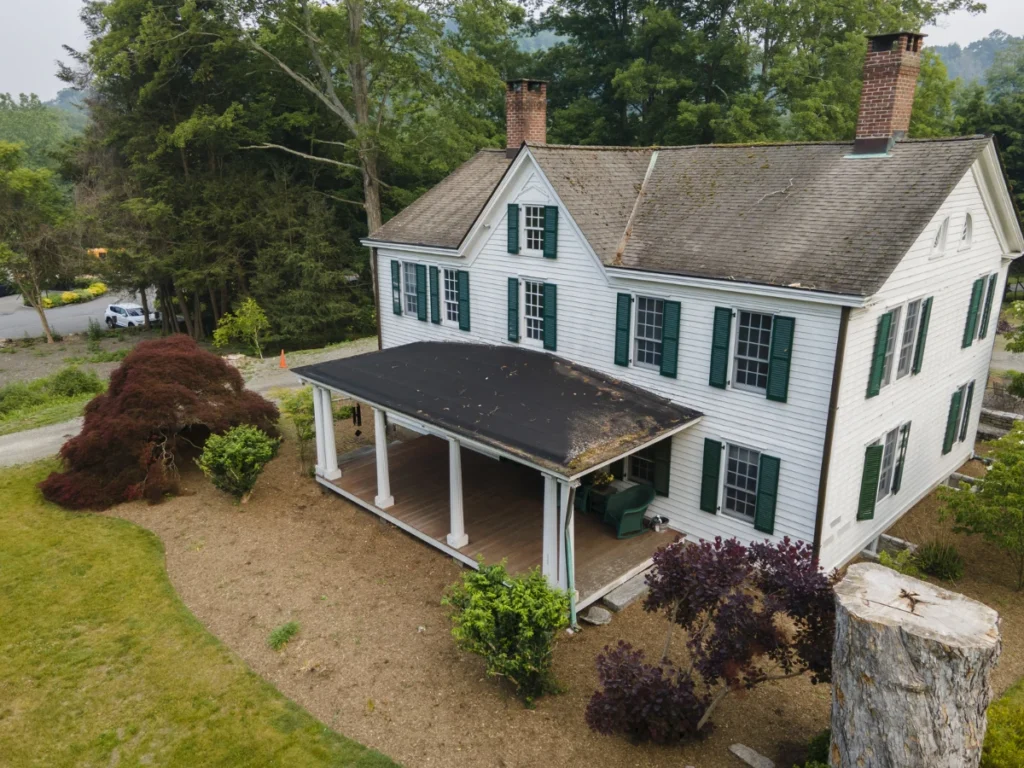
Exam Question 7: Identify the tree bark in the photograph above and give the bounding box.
[830,563,1001,768]
[192,292,203,340]
[174,285,195,338]
[24,273,54,343]
[139,286,151,331]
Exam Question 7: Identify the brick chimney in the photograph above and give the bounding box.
[853,32,925,155]
[505,79,547,158]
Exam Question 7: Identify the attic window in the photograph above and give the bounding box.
[960,214,973,250]
[932,217,950,256]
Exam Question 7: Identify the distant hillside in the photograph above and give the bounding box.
[45,88,90,133]
[932,30,1022,83]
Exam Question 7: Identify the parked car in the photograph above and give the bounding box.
[105,303,159,328]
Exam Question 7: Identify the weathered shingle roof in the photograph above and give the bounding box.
[370,149,511,249]
[366,136,992,297]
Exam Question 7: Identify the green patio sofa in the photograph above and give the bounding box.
[602,483,656,539]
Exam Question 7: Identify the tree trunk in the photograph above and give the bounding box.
[30,298,55,343]
[139,286,151,331]
[193,292,203,340]
[208,284,220,325]
[830,563,1001,768]
[175,285,195,338]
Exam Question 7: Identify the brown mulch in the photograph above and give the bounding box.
[956,458,989,478]
[104,422,830,768]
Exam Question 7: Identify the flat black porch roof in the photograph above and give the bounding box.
[293,342,701,477]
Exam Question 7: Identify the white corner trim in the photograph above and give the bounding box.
[974,145,1024,255]
[605,267,867,308]
[360,240,460,257]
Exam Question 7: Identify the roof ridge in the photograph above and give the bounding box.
[526,136,992,152]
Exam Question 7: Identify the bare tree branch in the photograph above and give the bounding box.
[240,143,362,171]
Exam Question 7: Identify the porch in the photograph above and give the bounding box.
[318,433,675,608]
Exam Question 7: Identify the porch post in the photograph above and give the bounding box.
[319,387,341,481]
[542,474,559,586]
[312,384,326,477]
[556,480,575,593]
[372,407,394,509]
[446,438,468,548]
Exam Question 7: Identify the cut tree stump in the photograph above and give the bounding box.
[830,563,1001,768]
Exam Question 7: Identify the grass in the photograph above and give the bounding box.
[0,394,93,436]
[268,621,301,651]
[0,367,105,436]
[64,348,131,364]
[0,461,398,767]
[985,677,1024,767]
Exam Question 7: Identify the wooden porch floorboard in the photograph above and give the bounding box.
[330,435,673,603]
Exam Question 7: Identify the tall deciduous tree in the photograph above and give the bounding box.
[0,142,72,343]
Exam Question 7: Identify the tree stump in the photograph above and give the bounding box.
[830,563,1000,768]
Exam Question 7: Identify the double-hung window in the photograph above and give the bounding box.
[733,311,773,392]
[634,297,665,369]
[723,444,761,522]
[629,446,656,484]
[879,306,901,388]
[403,262,418,315]
[874,427,900,502]
[523,206,545,253]
[443,268,460,324]
[523,280,545,342]
[896,300,921,379]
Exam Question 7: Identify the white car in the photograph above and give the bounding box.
[104,303,159,329]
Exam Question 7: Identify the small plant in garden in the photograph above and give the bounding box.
[213,297,270,358]
[587,537,837,743]
[267,621,299,650]
[941,422,1024,589]
[87,317,105,343]
[443,561,569,705]
[196,425,280,502]
[914,540,965,581]
[45,366,104,399]
[878,547,921,577]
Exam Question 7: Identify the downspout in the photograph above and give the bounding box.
[813,306,850,562]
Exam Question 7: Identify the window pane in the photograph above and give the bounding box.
[634,296,665,367]
[443,269,460,323]
[896,301,920,379]
[733,311,773,391]
[524,280,545,340]
[525,205,545,251]
[724,444,760,520]
[876,429,899,501]
[881,307,901,387]
[630,446,655,484]
[403,263,418,314]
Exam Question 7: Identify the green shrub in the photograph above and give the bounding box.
[878,547,920,578]
[196,425,280,501]
[0,381,46,416]
[87,318,104,343]
[267,621,299,651]
[806,729,830,763]
[914,541,965,581]
[443,561,569,705]
[280,387,316,444]
[45,366,104,399]
[985,677,1024,767]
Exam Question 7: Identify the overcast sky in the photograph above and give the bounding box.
[1,0,1023,101]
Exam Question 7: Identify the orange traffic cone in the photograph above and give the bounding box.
[279,349,287,369]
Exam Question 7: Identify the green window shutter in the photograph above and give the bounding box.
[429,266,440,324]
[652,437,672,497]
[766,316,795,402]
[978,274,998,340]
[543,206,558,259]
[391,261,402,315]
[857,445,884,521]
[660,301,681,378]
[962,277,984,348]
[457,270,470,331]
[911,297,932,375]
[943,388,964,455]
[614,293,632,366]
[754,454,780,534]
[507,204,519,254]
[699,438,722,513]
[709,307,732,389]
[891,422,912,495]
[542,283,557,351]
[959,381,975,442]
[507,278,519,342]
[866,311,892,398]
[415,264,427,321]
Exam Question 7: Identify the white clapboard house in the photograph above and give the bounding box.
[295,32,1023,620]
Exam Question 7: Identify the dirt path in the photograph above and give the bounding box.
[103,430,830,768]
[0,417,83,467]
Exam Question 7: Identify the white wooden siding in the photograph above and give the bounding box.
[818,164,1008,569]
[378,156,842,551]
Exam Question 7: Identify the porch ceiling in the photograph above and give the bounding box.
[294,341,700,477]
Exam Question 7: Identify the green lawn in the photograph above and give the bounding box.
[0,393,92,436]
[985,678,1024,767]
[0,461,398,767]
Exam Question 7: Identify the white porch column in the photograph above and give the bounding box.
[556,480,576,592]
[446,438,468,548]
[319,387,341,480]
[372,407,394,509]
[542,474,560,586]
[312,385,326,477]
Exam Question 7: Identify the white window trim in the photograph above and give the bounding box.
[719,440,763,525]
[929,216,950,259]
[879,295,927,389]
[958,213,974,252]
[520,276,547,348]
[627,446,656,485]
[520,204,547,257]
[440,267,461,328]
[401,261,421,317]
[727,308,775,396]
[957,382,973,443]
[632,294,666,371]
[970,272,998,344]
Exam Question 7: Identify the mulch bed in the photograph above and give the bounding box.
[104,420,831,768]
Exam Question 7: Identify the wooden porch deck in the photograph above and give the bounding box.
[320,434,673,607]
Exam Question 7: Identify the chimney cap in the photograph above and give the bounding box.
[866,31,926,52]
[506,78,548,87]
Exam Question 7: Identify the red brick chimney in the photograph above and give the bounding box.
[853,32,925,155]
[506,79,547,158]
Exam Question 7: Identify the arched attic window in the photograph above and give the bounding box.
[959,213,973,251]
[932,217,950,256]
